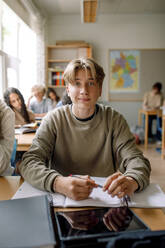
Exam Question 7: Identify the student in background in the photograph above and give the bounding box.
[19,58,151,201]
[56,89,72,108]
[142,82,164,138]
[47,88,60,108]
[27,85,53,117]
[4,87,35,126]
[0,99,15,175]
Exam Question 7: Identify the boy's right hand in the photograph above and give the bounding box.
[53,175,97,201]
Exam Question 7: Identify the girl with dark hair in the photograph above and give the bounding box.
[47,88,60,108]
[4,87,35,126]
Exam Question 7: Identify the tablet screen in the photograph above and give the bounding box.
[55,207,149,241]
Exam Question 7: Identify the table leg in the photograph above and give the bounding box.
[138,111,142,126]
[145,114,148,149]
[161,118,165,159]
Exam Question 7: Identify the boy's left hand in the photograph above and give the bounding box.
[103,172,138,198]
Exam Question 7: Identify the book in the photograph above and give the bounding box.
[52,71,64,86]
[15,122,37,134]
[12,177,165,208]
[0,195,56,248]
[15,127,37,134]
[21,123,37,128]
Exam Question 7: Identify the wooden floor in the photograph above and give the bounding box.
[139,144,165,192]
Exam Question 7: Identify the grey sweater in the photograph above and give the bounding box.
[19,104,151,192]
[0,100,15,175]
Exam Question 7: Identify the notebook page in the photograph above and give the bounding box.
[65,186,121,207]
[130,183,165,208]
[65,177,165,208]
[51,192,66,207]
[92,177,165,208]
[12,182,46,199]
[12,182,65,207]
[65,176,121,207]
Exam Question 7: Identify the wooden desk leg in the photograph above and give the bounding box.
[145,114,148,149]
[138,111,142,126]
[162,119,165,159]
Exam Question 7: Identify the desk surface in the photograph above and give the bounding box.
[15,133,35,151]
[1,176,165,231]
[138,109,160,115]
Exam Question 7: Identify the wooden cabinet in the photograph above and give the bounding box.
[46,44,92,94]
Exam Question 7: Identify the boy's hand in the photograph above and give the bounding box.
[103,172,138,198]
[53,175,98,201]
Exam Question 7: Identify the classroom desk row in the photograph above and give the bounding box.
[15,112,165,159]
[15,133,34,151]
[1,176,165,231]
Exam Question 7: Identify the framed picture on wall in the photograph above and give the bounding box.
[109,49,140,101]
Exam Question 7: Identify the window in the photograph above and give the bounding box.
[0,1,37,101]
[0,52,4,98]
[2,3,18,57]
[19,22,37,100]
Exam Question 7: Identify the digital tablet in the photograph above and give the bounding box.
[55,207,149,246]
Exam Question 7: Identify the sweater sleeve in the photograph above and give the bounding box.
[112,111,151,191]
[0,106,15,175]
[19,113,61,192]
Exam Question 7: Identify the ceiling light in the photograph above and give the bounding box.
[81,0,98,23]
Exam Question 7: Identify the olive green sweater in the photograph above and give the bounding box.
[19,104,151,192]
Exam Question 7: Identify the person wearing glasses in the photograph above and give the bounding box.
[19,58,151,201]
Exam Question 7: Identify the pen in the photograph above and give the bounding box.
[69,174,103,188]
[121,195,131,207]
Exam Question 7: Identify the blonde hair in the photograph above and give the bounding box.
[31,84,45,95]
[63,58,105,87]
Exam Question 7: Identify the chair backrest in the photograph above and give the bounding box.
[157,109,162,117]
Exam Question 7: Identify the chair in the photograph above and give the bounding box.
[156,110,162,141]
[10,139,17,168]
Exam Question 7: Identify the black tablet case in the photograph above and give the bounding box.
[55,207,149,247]
[0,195,56,248]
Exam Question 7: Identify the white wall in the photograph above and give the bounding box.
[47,14,165,126]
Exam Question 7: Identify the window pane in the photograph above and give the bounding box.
[0,51,6,99]
[2,2,18,57]
[0,54,3,98]
[7,67,17,88]
[19,23,37,101]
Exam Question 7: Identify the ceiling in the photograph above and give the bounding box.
[33,0,165,17]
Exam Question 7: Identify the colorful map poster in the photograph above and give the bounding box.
[109,50,140,93]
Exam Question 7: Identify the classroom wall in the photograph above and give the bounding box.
[47,13,165,127]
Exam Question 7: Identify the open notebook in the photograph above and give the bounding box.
[12,177,165,208]
[15,123,37,134]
